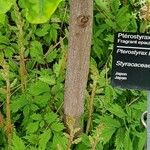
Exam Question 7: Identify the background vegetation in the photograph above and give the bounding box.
[0,0,148,149]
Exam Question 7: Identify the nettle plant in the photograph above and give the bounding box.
[0,0,70,150]
[0,0,148,150]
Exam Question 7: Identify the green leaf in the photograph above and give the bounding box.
[31,113,42,121]
[39,75,56,85]
[137,131,146,150]
[11,95,28,113]
[96,115,120,144]
[101,126,117,144]
[124,130,133,150]
[115,128,125,150]
[53,61,62,78]
[0,36,10,44]
[98,69,106,87]
[38,129,52,150]
[35,24,51,37]
[49,24,59,42]
[0,14,5,25]
[22,0,63,24]
[51,122,64,132]
[50,133,67,150]
[80,134,91,147]
[105,85,116,103]
[116,6,129,20]
[30,104,39,112]
[131,100,147,112]
[46,49,58,63]
[30,41,44,64]
[100,115,121,128]
[44,112,58,124]
[0,0,13,14]
[26,122,39,134]
[108,104,127,119]
[34,93,51,108]
[111,0,120,14]
[28,81,50,96]
[24,134,39,145]
[95,0,109,10]
[4,47,15,58]
[116,6,132,30]
[11,133,25,150]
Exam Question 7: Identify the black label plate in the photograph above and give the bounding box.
[111,32,150,90]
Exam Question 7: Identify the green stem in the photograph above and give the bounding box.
[86,80,97,134]
[3,62,12,149]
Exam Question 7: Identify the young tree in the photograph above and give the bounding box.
[64,0,93,129]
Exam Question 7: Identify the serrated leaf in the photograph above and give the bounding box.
[131,100,147,111]
[0,36,10,44]
[137,131,146,150]
[116,6,132,30]
[30,41,44,64]
[39,75,56,85]
[108,104,126,119]
[34,93,51,107]
[46,49,58,63]
[105,85,115,103]
[100,115,121,128]
[28,81,50,96]
[22,0,63,24]
[98,69,106,87]
[101,126,117,144]
[11,133,25,150]
[11,95,28,113]
[111,0,121,14]
[24,134,39,145]
[4,46,15,58]
[53,61,62,78]
[34,93,50,107]
[10,78,18,88]
[124,130,132,150]
[40,120,45,128]
[49,24,59,42]
[44,112,58,124]
[35,24,51,37]
[51,133,67,150]
[30,104,39,111]
[31,113,42,121]
[38,129,52,150]
[115,128,125,150]
[51,122,64,132]
[98,115,120,144]
[95,0,109,10]
[116,6,129,20]
[80,134,90,147]
[26,122,39,134]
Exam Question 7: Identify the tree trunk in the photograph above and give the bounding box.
[64,0,93,128]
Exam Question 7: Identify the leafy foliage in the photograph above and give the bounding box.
[20,0,63,24]
[0,0,148,149]
[0,0,63,24]
[0,0,13,14]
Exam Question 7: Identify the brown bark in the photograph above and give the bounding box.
[64,0,93,127]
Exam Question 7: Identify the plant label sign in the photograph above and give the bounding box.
[111,32,150,90]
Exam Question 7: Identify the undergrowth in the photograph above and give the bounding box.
[0,0,148,149]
